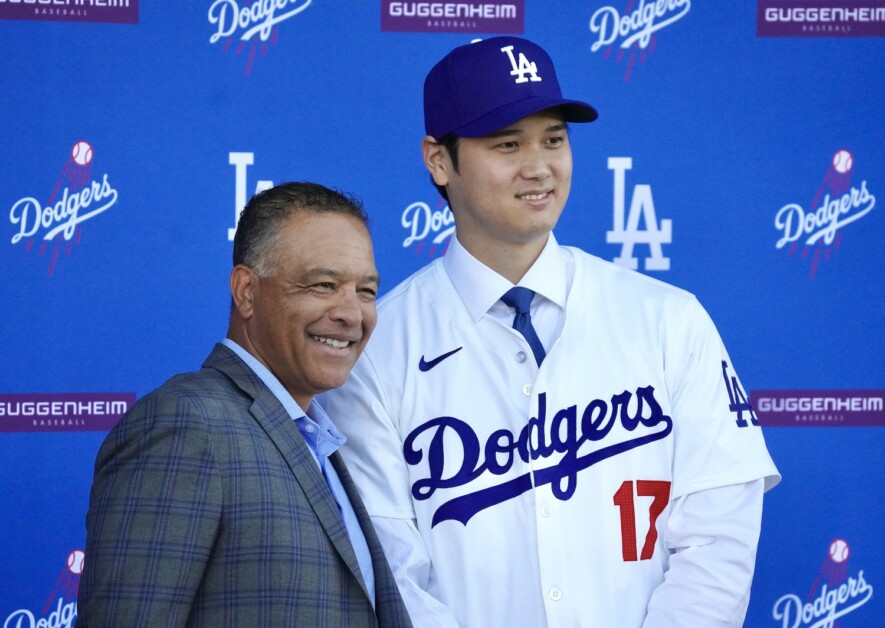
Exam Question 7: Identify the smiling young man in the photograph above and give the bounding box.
[425,112,572,283]
[78,183,412,627]
[321,37,780,627]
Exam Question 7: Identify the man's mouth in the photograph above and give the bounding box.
[312,335,352,349]
[517,191,551,201]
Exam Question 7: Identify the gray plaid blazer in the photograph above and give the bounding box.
[77,343,412,627]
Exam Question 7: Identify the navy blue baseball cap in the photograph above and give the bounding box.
[424,36,598,139]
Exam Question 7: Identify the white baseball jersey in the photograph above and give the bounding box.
[321,240,780,628]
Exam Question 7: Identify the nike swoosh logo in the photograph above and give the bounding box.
[419,347,463,372]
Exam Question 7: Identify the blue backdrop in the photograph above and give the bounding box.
[2,2,882,626]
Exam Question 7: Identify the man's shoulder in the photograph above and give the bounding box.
[358,258,464,372]
[153,346,240,394]
[122,348,247,425]
[150,366,231,399]
[376,257,450,314]
[566,246,696,304]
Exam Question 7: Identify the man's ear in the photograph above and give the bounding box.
[422,135,451,187]
[230,265,257,319]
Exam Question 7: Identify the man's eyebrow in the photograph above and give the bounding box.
[485,128,524,139]
[484,122,569,139]
[300,268,380,284]
[300,267,342,280]
[362,273,381,286]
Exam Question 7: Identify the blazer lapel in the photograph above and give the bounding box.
[203,344,368,595]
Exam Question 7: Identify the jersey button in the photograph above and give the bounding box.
[516,351,527,363]
[522,384,533,397]
[549,587,562,601]
[540,505,552,518]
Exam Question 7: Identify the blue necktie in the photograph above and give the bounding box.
[501,287,546,366]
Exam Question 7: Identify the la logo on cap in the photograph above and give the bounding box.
[501,45,542,84]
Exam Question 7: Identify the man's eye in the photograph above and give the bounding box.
[496,141,518,150]
[547,136,564,146]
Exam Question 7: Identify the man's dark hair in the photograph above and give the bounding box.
[431,134,460,202]
[233,182,367,277]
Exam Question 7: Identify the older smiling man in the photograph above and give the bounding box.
[78,182,412,627]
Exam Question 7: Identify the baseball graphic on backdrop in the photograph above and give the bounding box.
[67,549,85,575]
[828,539,849,563]
[71,140,94,167]
[832,149,853,174]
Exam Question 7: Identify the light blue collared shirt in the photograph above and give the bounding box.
[221,338,376,606]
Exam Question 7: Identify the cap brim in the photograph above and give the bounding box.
[452,97,598,138]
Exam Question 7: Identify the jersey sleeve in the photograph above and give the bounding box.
[320,351,417,520]
[664,297,781,500]
[643,480,766,627]
[371,517,461,628]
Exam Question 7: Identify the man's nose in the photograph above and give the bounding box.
[328,289,363,325]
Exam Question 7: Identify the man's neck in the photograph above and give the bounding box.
[457,233,549,284]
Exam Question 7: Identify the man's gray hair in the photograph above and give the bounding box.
[232,182,368,278]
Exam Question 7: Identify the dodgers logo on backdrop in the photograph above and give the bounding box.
[773,149,876,278]
[403,385,673,526]
[228,152,273,241]
[402,198,455,258]
[771,539,874,627]
[207,0,313,75]
[588,0,691,81]
[606,157,672,271]
[2,550,81,628]
[381,1,524,34]
[7,140,120,277]
[0,0,138,24]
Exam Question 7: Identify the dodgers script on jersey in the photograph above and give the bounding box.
[322,247,780,627]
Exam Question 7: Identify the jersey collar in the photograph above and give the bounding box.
[442,232,567,322]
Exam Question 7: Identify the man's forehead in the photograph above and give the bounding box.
[271,216,376,278]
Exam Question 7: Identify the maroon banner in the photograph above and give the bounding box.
[0,0,139,25]
[381,0,523,33]
[0,393,135,432]
[757,1,885,37]
[752,390,885,426]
